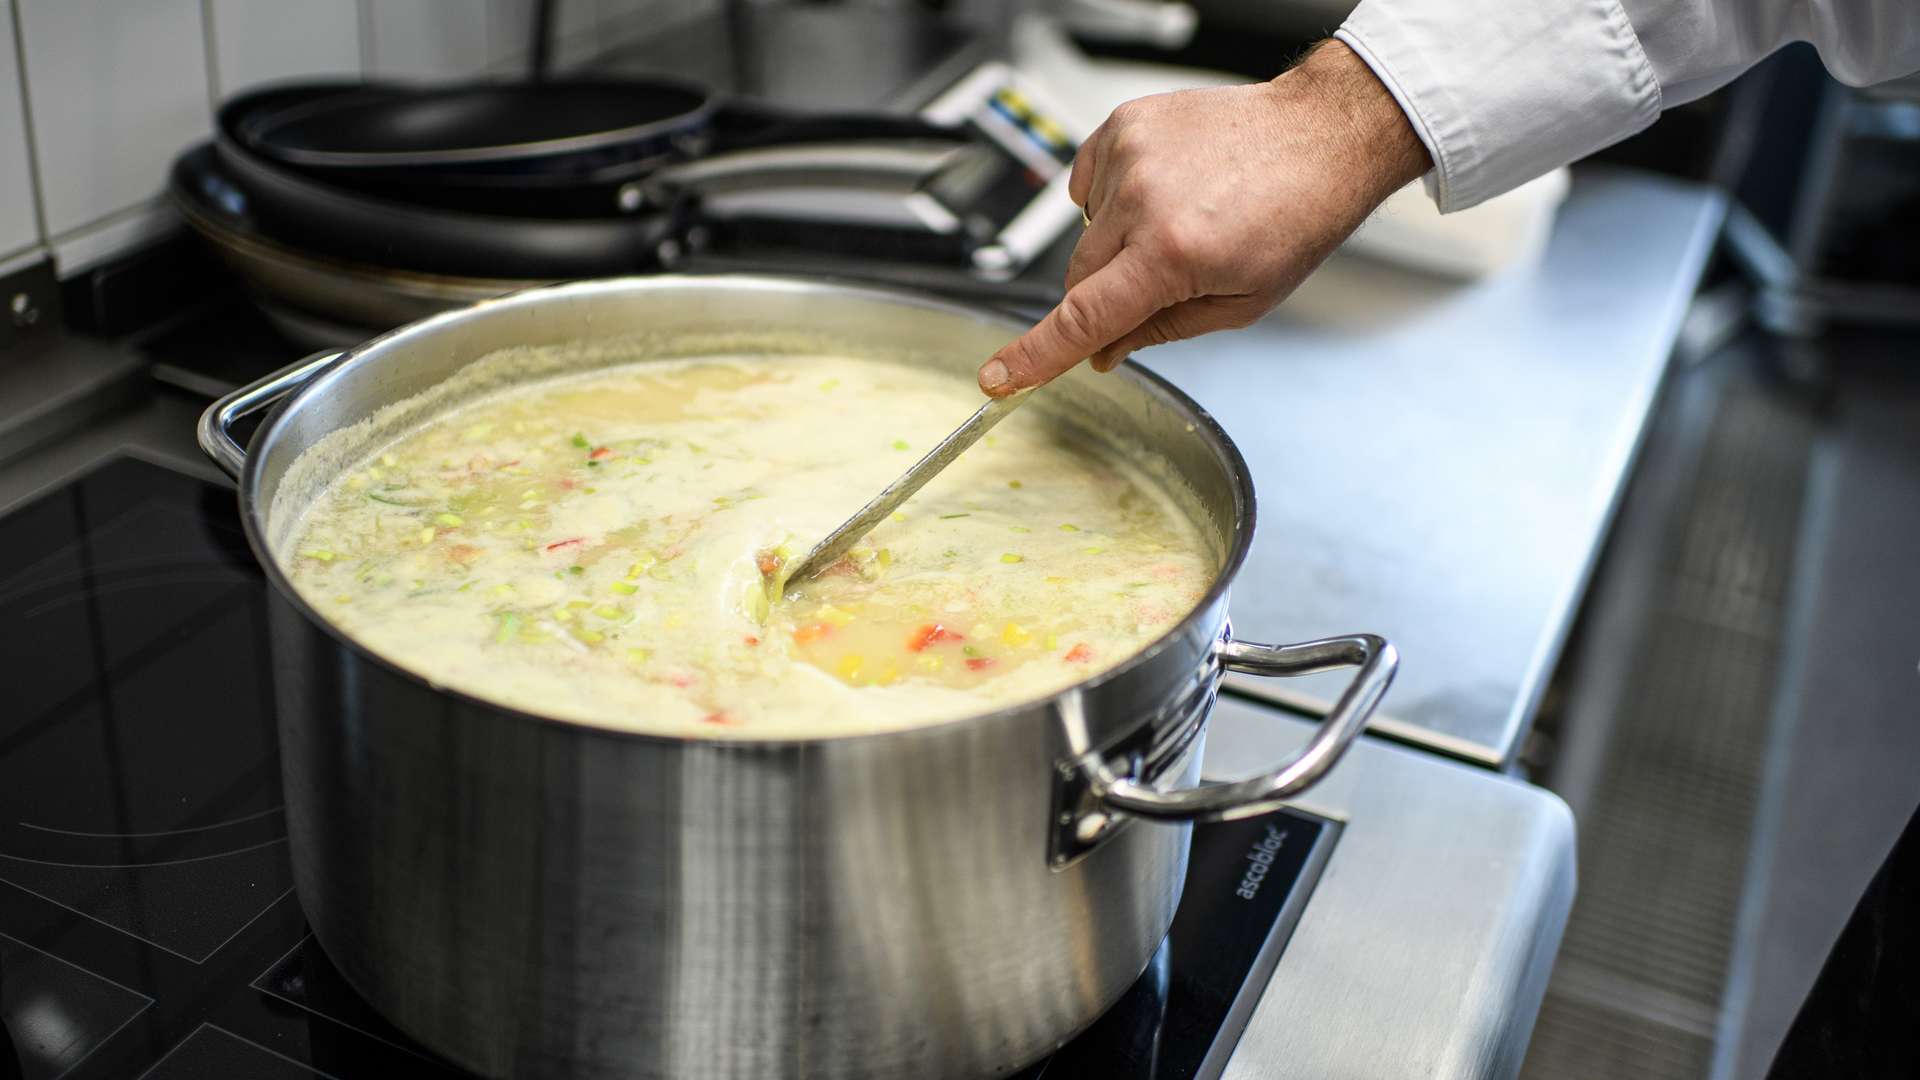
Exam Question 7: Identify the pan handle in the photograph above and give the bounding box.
[1101,634,1397,822]
[197,350,342,479]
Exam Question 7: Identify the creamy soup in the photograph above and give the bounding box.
[282,354,1215,736]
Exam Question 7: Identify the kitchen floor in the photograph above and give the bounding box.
[1517,323,1920,1080]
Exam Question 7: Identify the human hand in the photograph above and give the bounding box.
[977,40,1431,396]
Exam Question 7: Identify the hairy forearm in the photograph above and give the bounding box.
[1282,40,1432,206]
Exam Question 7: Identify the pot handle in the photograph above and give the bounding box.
[1100,634,1397,822]
[197,351,343,479]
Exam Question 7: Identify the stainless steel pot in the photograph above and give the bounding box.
[197,275,1395,1080]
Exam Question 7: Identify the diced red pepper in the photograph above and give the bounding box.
[668,673,696,689]
[545,537,584,552]
[447,544,483,564]
[559,478,578,490]
[965,657,997,671]
[743,635,760,647]
[589,447,613,460]
[756,552,782,576]
[907,623,964,652]
[702,710,735,725]
[1064,643,1093,663]
[793,622,833,645]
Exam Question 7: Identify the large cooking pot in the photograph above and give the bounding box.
[196,275,1395,1079]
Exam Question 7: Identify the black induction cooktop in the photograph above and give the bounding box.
[0,455,1335,1080]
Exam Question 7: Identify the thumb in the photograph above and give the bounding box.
[978,248,1169,396]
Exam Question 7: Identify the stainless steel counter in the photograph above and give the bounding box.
[1142,169,1726,768]
[1208,697,1575,1079]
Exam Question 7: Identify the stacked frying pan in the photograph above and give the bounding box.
[170,78,970,338]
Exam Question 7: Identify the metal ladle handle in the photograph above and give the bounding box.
[1100,633,1397,822]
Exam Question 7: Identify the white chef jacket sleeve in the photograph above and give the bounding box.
[1335,0,1920,213]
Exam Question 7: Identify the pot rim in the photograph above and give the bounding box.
[236,271,1257,749]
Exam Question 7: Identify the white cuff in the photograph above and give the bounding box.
[1336,0,1662,212]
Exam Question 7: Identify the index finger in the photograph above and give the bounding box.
[978,247,1169,396]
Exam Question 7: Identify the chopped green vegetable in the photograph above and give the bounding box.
[962,645,980,657]
[592,605,624,620]
[610,580,638,595]
[892,439,910,451]
[435,513,464,527]
[1083,546,1105,555]
[301,549,335,562]
[494,612,521,644]
[367,493,416,506]
[939,513,970,520]
[1007,480,1023,489]
[1000,553,1024,564]
[571,433,589,448]
[1009,526,1031,533]
[1058,523,1080,532]
[568,565,585,576]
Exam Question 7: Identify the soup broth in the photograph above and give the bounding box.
[282,354,1215,736]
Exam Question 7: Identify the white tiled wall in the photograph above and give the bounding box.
[16,0,211,239]
[210,0,361,99]
[365,0,488,80]
[0,1,41,267]
[0,0,706,280]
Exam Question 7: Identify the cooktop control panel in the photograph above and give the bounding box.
[917,61,1085,278]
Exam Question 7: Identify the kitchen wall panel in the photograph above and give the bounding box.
[210,0,362,99]
[16,0,208,238]
[364,0,490,80]
[0,0,41,262]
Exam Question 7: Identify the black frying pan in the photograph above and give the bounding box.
[198,134,685,278]
[234,77,715,173]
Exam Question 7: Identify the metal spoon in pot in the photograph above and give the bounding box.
[784,388,1035,585]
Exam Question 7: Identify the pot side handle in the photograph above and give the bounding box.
[197,351,344,479]
[1100,634,1397,822]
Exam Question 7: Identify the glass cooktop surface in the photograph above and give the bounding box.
[0,456,1335,1080]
